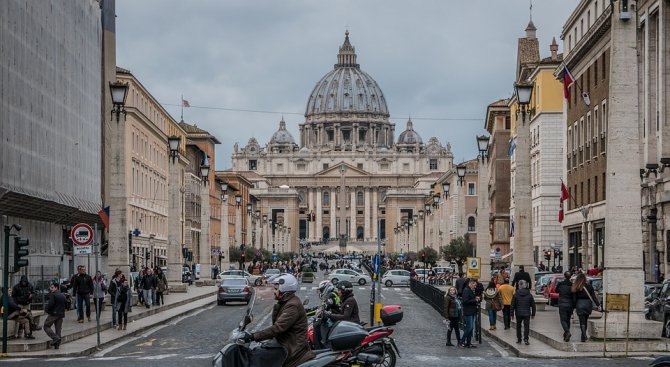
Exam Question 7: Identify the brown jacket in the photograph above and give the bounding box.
[253,293,315,367]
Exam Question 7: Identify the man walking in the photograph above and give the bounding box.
[108,269,122,327]
[556,271,575,341]
[72,265,93,322]
[511,279,536,345]
[498,278,515,330]
[43,283,66,349]
[511,265,532,290]
[460,279,480,348]
[141,268,157,308]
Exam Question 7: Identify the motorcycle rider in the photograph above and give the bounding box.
[240,274,315,367]
[313,280,340,349]
[324,280,359,324]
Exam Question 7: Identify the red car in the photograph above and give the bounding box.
[543,274,566,306]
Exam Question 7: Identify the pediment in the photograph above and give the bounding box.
[315,162,370,177]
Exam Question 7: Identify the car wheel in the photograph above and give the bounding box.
[255,278,262,286]
[331,278,339,285]
[665,317,670,338]
[385,280,393,287]
[359,278,366,285]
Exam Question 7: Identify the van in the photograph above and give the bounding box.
[432,266,454,275]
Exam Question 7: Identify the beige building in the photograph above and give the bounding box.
[229,32,454,255]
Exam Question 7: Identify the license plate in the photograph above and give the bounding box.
[227,289,241,293]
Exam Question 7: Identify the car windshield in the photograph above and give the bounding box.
[266,269,280,274]
[222,279,247,286]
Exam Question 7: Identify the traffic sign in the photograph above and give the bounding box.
[495,247,502,260]
[466,257,481,279]
[373,255,380,274]
[71,223,93,254]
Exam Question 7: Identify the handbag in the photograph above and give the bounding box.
[584,286,600,311]
[493,299,503,311]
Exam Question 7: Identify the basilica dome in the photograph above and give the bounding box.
[304,31,389,117]
[270,118,295,144]
[397,119,422,145]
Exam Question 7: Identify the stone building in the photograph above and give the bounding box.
[229,32,453,255]
[0,1,104,281]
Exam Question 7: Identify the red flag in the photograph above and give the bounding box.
[182,99,191,108]
[559,181,570,223]
[562,64,575,106]
[98,206,110,232]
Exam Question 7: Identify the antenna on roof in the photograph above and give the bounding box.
[529,0,533,22]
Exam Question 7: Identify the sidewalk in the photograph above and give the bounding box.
[480,302,670,358]
[1,285,217,357]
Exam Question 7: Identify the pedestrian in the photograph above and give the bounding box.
[116,276,132,331]
[11,275,35,331]
[43,283,66,349]
[495,266,509,286]
[556,271,576,341]
[571,273,601,342]
[135,269,145,305]
[141,268,156,308]
[443,286,462,347]
[511,279,536,345]
[511,265,532,290]
[483,280,502,331]
[155,268,168,306]
[455,273,467,297]
[497,278,515,330]
[3,288,34,339]
[459,279,480,348]
[92,270,107,320]
[108,269,122,327]
[72,265,93,323]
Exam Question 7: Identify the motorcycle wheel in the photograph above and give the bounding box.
[371,344,396,367]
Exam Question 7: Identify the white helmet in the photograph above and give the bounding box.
[317,280,330,294]
[272,274,299,294]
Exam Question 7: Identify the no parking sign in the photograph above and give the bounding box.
[71,223,93,254]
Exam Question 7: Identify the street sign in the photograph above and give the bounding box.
[373,255,380,274]
[71,223,93,254]
[272,254,278,262]
[606,293,630,312]
[495,247,502,260]
[466,257,481,279]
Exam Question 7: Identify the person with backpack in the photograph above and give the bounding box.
[107,269,122,328]
[443,286,462,347]
[116,276,132,331]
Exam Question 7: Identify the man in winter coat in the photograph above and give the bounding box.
[43,283,66,349]
[511,279,536,345]
[3,288,33,339]
[11,275,35,332]
[511,265,532,290]
[497,278,515,330]
[141,268,157,308]
[107,269,122,327]
[460,279,480,348]
[556,271,576,341]
[242,275,315,367]
[72,266,93,322]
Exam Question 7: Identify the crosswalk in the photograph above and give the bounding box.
[299,286,411,291]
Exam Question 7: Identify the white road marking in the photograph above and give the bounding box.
[137,353,180,360]
[460,356,484,361]
[45,358,83,361]
[185,354,215,359]
[414,355,441,361]
[90,357,125,361]
[300,287,307,290]
[0,359,35,362]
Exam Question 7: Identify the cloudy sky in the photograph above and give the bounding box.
[115,0,578,169]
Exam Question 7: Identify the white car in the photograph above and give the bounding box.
[382,269,411,287]
[218,270,262,286]
[328,269,371,285]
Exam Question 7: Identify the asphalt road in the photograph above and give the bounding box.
[1,269,655,367]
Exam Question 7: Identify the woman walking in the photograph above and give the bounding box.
[116,276,133,331]
[571,273,601,342]
[155,268,168,306]
[443,286,462,346]
[483,281,502,331]
[92,270,107,320]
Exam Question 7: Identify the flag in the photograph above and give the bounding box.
[98,206,110,231]
[561,64,575,106]
[182,99,191,108]
[508,137,517,157]
[558,180,570,223]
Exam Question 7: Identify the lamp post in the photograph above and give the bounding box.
[262,214,268,250]
[513,81,535,286]
[246,203,253,248]
[456,164,467,237]
[255,210,261,248]
[476,134,492,281]
[199,154,212,278]
[235,195,242,255]
[442,183,450,243]
[108,81,131,278]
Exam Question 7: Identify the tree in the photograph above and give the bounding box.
[418,247,439,264]
[279,251,298,262]
[440,234,473,274]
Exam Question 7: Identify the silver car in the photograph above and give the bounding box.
[382,269,411,287]
[327,269,371,285]
[218,270,263,286]
[217,277,253,305]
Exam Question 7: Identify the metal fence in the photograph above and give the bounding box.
[7,265,62,310]
[410,278,445,315]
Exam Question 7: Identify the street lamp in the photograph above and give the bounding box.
[477,135,490,162]
[442,182,450,198]
[514,82,534,123]
[109,81,129,123]
[432,195,440,208]
[221,182,228,202]
[168,136,180,163]
[235,195,242,207]
[456,164,467,186]
[200,155,210,185]
[246,203,253,215]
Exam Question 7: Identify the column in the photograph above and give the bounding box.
[350,189,356,241]
[167,155,184,284]
[246,210,252,246]
[235,203,242,248]
[316,188,323,241]
[372,189,378,241]
[476,158,491,282]
[108,113,130,277]
[364,189,371,240]
[330,188,337,241]
[221,199,230,270]
[513,109,533,288]
[308,189,315,241]
[200,186,212,279]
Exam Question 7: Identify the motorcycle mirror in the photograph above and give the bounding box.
[303,297,310,306]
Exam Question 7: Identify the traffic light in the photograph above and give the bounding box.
[311,212,316,221]
[13,237,29,271]
[544,250,551,261]
[558,250,563,260]
[554,249,559,257]
[306,213,311,222]
[421,252,426,263]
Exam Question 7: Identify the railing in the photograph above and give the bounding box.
[410,278,445,315]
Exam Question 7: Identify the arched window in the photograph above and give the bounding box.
[357,191,364,205]
[357,226,364,240]
[323,192,330,205]
[467,216,476,232]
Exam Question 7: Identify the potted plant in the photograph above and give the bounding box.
[301,266,315,283]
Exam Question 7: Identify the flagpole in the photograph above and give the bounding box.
[181,94,184,122]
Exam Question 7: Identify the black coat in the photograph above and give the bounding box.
[556,280,575,309]
[455,277,468,296]
[12,275,33,305]
[511,271,532,290]
[575,284,599,316]
[46,291,67,318]
[511,288,536,318]
[461,286,478,316]
[73,273,93,295]
[329,293,360,324]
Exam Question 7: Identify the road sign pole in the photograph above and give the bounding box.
[2,225,10,357]
[94,223,101,348]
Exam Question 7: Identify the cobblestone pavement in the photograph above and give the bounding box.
[0,271,654,366]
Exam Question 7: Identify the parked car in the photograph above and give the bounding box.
[534,271,551,290]
[381,269,411,287]
[414,268,430,280]
[432,266,454,275]
[544,274,566,306]
[327,269,371,285]
[218,270,262,286]
[535,274,554,295]
[217,277,252,305]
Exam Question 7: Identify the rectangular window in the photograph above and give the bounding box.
[580,182,584,207]
[429,159,438,170]
[505,116,511,129]
[276,163,283,171]
[586,112,591,160]
[248,160,257,170]
[603,173,606,199]
[587,179,591,203]
[468,183,476,196]
[380,163,389,170]
[594,60,598,86]
[586,66,591,94]
[594,175,598,202]
[297,163,306,171]
[403,163,409,171]
[602,53,607,80]
[357,163,363,170]
[323,163,329,170]
[601,100,607,154]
